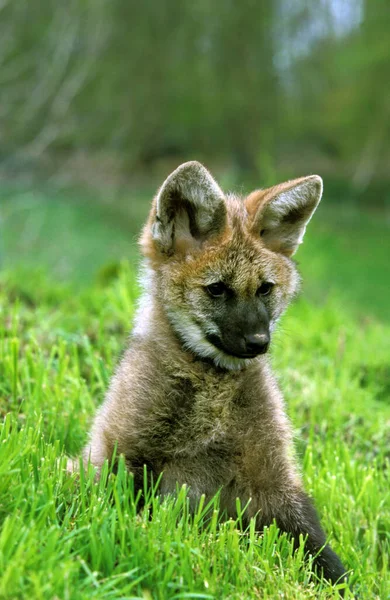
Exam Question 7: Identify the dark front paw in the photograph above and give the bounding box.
[314,544,348,595]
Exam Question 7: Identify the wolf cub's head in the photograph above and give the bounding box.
[140,162,322,370]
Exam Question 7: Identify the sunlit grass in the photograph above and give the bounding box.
[0,191,389,598]
[0,259,389,599]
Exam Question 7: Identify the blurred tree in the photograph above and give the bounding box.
[277,0,389,196]
[0,0,110,159]
[207,0,278,180]
[0,0,388,196]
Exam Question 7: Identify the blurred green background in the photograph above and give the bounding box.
[0,0,389,318]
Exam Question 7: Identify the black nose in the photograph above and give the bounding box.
[244,332,270,355]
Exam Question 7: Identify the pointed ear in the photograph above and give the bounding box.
[142,161,227,258]
[246,175,323,256]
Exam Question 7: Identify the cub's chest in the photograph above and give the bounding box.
[160,370,243,455]
[191,387,235,445]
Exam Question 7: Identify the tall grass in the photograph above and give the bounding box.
[0,192,389,598]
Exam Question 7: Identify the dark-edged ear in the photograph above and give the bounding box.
[246,175,323,256]
[142,161,227,258]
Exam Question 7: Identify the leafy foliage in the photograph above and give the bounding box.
[0,0,389,197]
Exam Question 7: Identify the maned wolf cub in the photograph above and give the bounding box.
[82,161,346,586]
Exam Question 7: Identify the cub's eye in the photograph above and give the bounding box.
[257,281,274,297]
[205,282,227,297]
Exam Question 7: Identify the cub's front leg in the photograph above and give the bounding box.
[81,410,152,489]
[253,488,347,589]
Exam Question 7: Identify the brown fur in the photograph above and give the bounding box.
[79,162,346,588]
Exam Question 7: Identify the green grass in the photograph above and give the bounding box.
[0,185,149,284]
[0,188,389,599]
